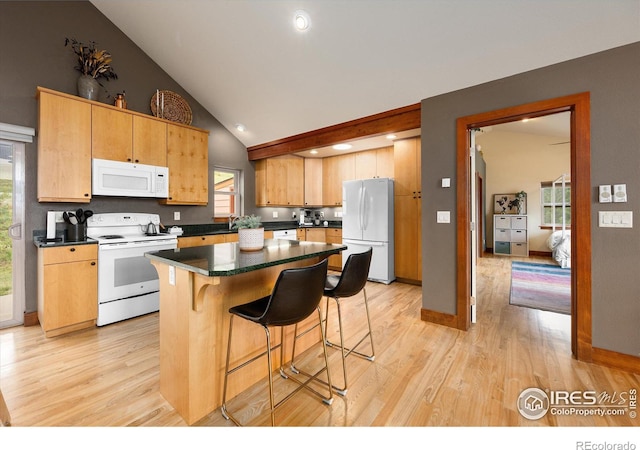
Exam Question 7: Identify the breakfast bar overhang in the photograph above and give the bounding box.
[146,239,346,425]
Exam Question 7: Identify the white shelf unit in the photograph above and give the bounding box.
[493,215,529,257]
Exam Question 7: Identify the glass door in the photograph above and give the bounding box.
[0,140,25,328]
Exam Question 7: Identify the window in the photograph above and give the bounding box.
[541,181,571,226]
[213,168,240,218]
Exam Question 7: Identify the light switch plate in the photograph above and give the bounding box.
[598,211,633,228]
[442,178,451,188]
[437,211,451,223]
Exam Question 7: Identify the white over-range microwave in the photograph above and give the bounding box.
[92,158,169,198]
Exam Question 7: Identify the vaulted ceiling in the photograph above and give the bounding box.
[90,0,640,150]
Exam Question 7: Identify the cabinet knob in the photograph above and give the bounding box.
[84,193,89,197]
[70,248,76,252]
[134,159,139,163]
[127,158,132,162]
[91,261,96,266]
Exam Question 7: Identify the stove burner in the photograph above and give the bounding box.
[99,235,125,240]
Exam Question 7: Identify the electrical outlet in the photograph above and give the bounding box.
[174,211,180,220]
[272,211,278,218]
[437,211,451,223]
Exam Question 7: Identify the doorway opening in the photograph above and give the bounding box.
[0,139,25,329]
[456,92,592,361]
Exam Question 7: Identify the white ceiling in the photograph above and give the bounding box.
[90,0,640,152]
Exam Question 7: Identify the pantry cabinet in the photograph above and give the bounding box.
[37,89,92,202]
[255,155,304,206]
[393,137,422,283]
[37,244,98,337]
[163,124,209,205]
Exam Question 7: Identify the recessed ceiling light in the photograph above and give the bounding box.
[293,10,311,31]
[333,143,352,151]
[235,123,246,132]
[309,149,318,155]
[386,134,397,140]
[521,118,530,123]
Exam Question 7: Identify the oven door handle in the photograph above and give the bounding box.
[99,241,177,251]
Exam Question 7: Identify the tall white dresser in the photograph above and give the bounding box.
[493,215,529,257]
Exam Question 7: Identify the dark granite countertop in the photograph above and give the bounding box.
[169,221,341,238]
[33,232,98,248]
[146,238,346,277]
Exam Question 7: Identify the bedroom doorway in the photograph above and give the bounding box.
[456,92,592,361]
[474,112,571,323]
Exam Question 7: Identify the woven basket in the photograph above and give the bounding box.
[150,90,193,125]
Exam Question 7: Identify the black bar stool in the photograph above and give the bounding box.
[221,258,333,426]
[291,247,374,395]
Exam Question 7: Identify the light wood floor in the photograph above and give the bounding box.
[1,255,638,427]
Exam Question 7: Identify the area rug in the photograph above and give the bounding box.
[509,261,571,315]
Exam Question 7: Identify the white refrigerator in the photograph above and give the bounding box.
[342,178,395,284]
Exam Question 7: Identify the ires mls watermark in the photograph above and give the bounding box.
[517,387,637,420]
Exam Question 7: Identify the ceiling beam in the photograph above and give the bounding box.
[246,103,421,161]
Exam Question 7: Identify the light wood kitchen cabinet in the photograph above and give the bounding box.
[37,244,98,337]
[325,227,343,270]
[37,89,92,202]
[177,231,272,248]
[164,124,209,205]
[92,105,167,166]
[393,137,422,283]
[255,155,304,206]
[178,234,226,248]
[304,158,323,206]
[322,153,355,206]
[91,105,133,162]
[132,116,167,166]
[355,147,394,180]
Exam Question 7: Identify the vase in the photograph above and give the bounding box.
[238,228,264,251]
[77,75,99,101]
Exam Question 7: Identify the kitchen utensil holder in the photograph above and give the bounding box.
[66,223,87,242]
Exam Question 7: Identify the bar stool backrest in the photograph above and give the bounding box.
[259,258,329,327]
[326,248,373,299]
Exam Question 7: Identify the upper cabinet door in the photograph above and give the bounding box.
[91,105,133,162]
[164,124,209,205]
[133,115,167,166]
[37,90,92,202]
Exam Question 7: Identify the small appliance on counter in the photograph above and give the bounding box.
[299,208,313,227]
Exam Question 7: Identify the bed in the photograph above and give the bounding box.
[546,173,571,268]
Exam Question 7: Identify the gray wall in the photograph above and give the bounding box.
[0,1,256,313]
[421,42,640,357]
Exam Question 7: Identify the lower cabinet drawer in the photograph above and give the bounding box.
[495,229,510,241]
[511,242,528,256]
[494,241,511,255]
[510,229,527,243]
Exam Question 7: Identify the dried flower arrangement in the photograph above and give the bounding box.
[64,38,118,81]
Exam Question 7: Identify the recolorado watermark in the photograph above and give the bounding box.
[517,387,637,420]
[576,442,636,450]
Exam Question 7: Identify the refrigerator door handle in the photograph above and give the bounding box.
[362,185,368,231]
[343,239,386,247]
[358,185,365,231]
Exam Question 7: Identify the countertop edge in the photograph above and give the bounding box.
[146,241,346,277]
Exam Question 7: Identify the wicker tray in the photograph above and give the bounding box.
[150,90,192,125]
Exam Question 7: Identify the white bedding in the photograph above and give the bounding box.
[547,230,571,268]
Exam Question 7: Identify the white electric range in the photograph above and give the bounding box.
[86,213,178,326]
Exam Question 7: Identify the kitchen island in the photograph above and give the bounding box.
[146,238,346,425]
